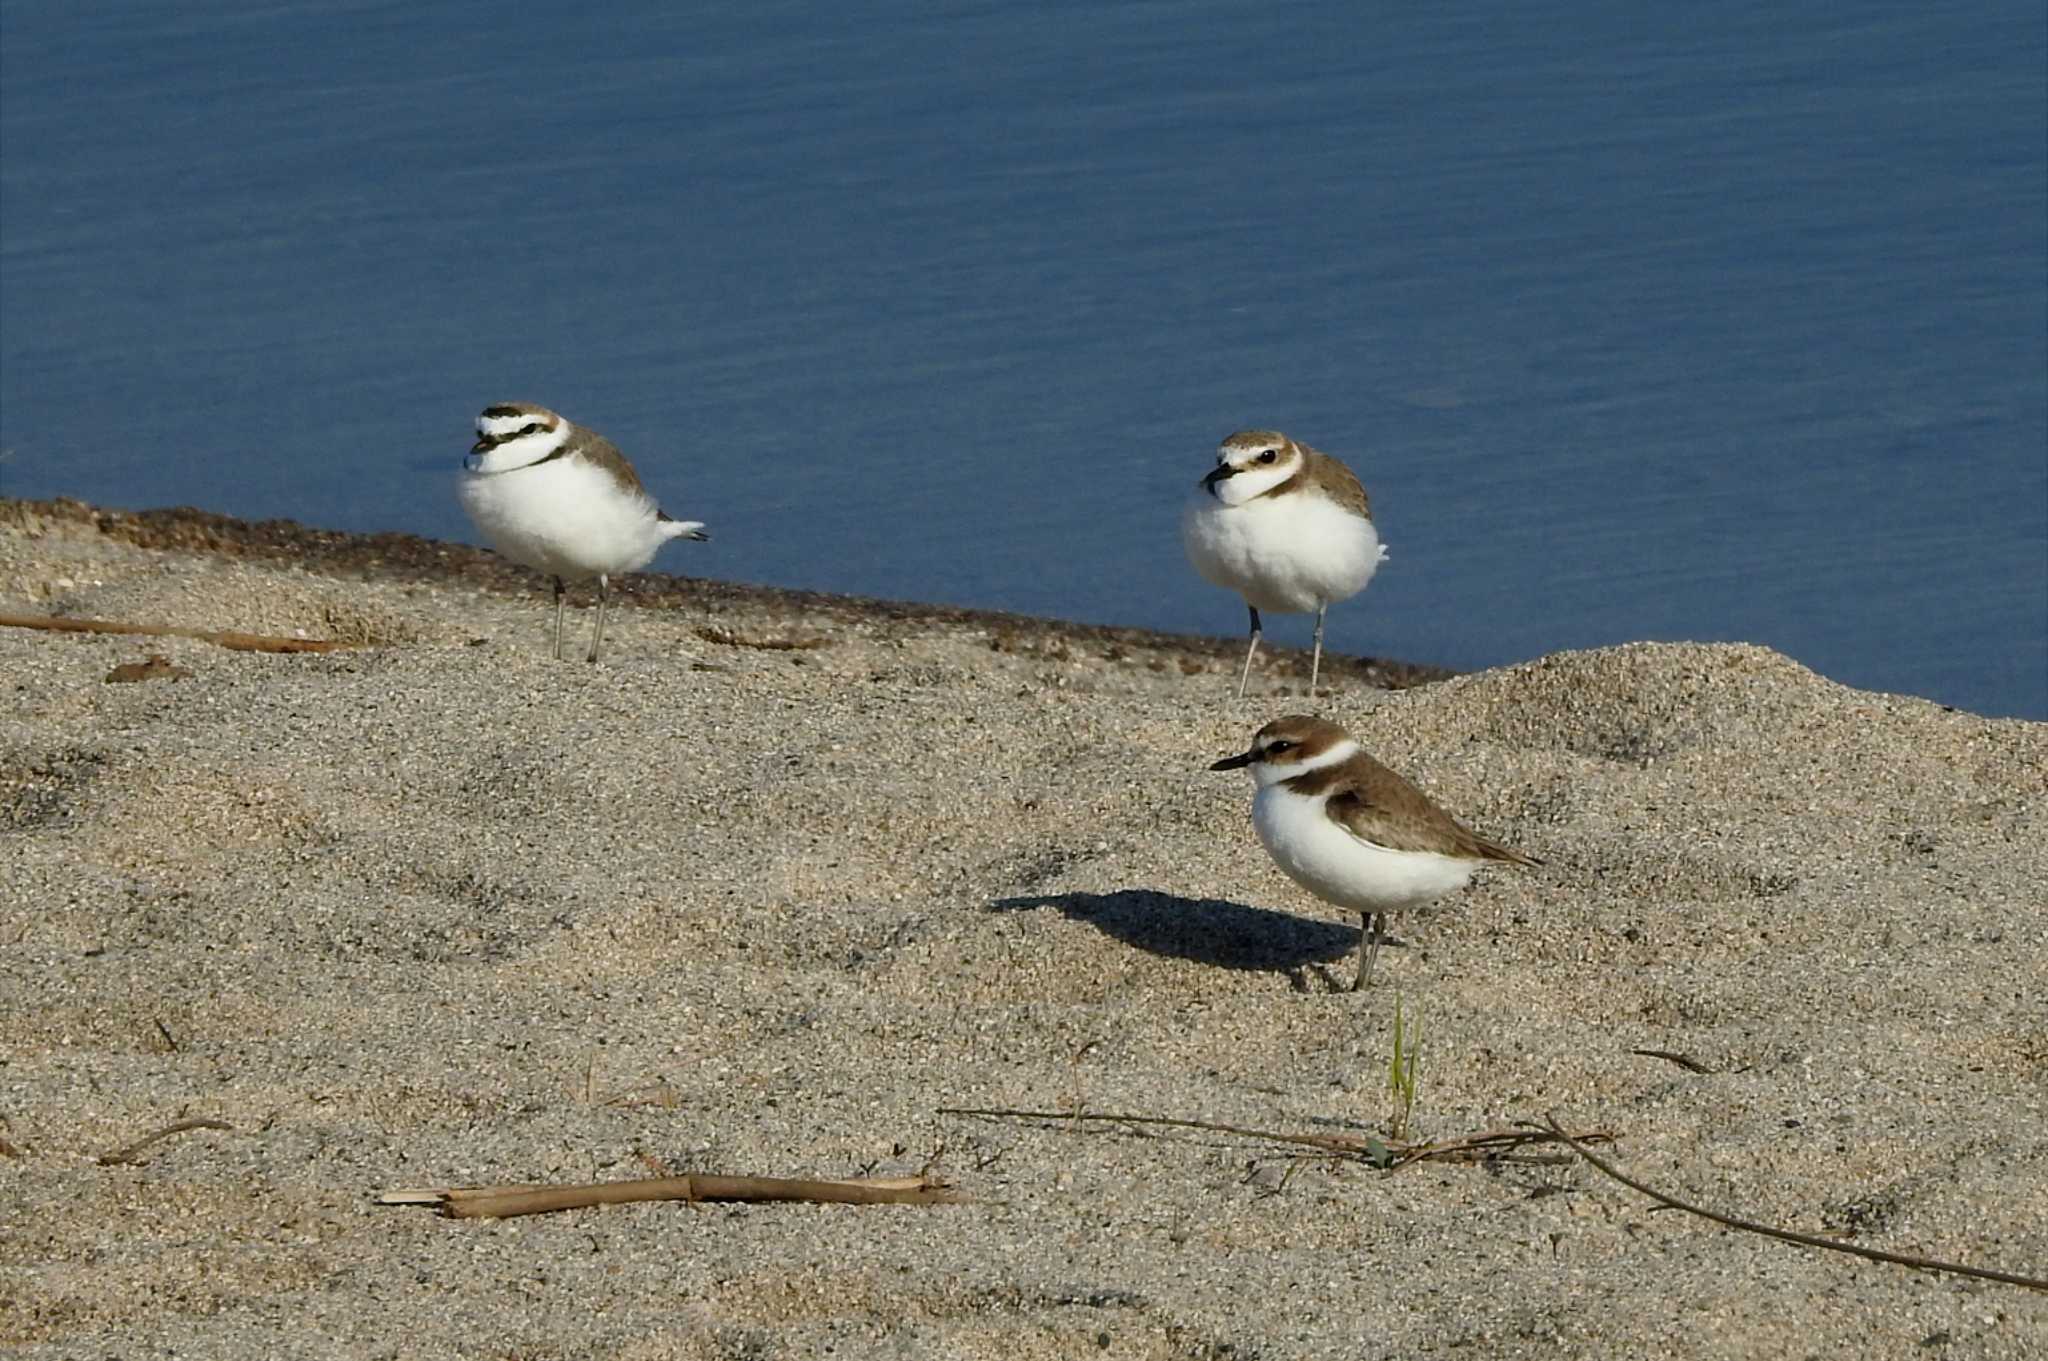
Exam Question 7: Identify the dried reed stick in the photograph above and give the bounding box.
[0,611,358,653]
[379,1172,968,1219]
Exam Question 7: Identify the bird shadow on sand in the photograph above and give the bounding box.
[991,889,1364,978]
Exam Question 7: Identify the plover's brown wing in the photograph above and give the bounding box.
[569,428,653,501]
[1295,755,1537,865]
[1285,446,1372,519]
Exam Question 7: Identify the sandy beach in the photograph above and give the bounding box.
[2,497,2043,1360]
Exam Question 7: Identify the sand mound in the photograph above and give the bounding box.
[2,506,2042,1359]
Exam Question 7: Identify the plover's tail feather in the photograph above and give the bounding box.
[1472,835,1540,868]
[656,512,710,542]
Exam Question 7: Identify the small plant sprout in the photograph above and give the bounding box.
[1387,993,1421,1142]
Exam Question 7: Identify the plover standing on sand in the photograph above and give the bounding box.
[1182,429,1387,697]
[1210,714,1537,990]
[458,402,708,662]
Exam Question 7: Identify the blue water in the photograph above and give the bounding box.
[4,2,2044,718]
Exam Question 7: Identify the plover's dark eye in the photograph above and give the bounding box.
[520,423,541,436]
[1258,449,1279,464]
[1266,739,1293,754]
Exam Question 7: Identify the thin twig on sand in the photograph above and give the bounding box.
[1536,1113,2047,1292]
[378,1172,969,1220]
[96,1118,234,1166]
[0,611,360,654]
[1630,1048,1718,1074]
[937,1106,1609,1172]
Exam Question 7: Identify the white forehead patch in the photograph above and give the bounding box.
[1265,734,1356,766]
[1221,433,1287,462]
[477,408,554,438]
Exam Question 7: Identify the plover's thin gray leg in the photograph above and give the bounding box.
[1351,911,1384,992]
[1310,603,1328,695]
[1235,605,1264,699]
[587,574,609,664]
[551,576,567,661]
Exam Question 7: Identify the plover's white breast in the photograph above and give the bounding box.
[1251,784,1475,914]
[1183,491,1384,615]
[458,456,670,581]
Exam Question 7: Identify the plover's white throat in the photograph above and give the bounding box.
[457,402,708,662]
[1210,714,1537,991]
[1182,429,1388,697]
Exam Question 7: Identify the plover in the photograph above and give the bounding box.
[458,402,708,662]
[1210,714,1537,990]
[1182,429,1387,697]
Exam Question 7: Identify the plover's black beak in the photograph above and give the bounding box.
[470,436,493,456]
[1200,464,1235,496]
[1209,749,1254,772]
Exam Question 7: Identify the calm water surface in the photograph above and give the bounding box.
[3,2,2043,716]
